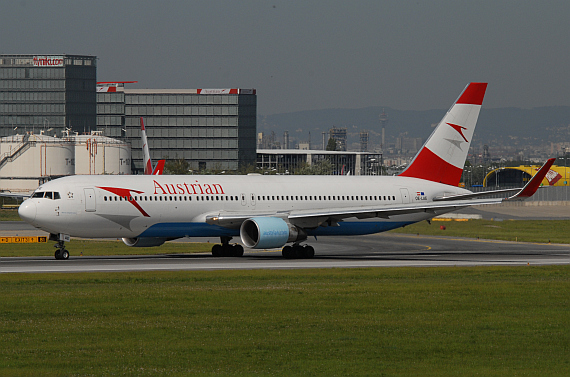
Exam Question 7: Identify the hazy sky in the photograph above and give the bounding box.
[2,1,570,115]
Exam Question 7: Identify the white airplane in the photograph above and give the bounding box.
[18,83,555,260]
[140,117,165,175]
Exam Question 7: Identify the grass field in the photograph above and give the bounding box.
[391,219,570,244]
[0,239,213,257]
[0,209,20,221]
[1,267,569,376]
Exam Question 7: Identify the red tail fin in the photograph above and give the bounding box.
[399,83,487,186]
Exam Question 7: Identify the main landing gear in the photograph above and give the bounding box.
[50,233,70,260]
[282,244,315,259]
[211,236,244,257]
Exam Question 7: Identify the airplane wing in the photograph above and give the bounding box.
[206,159,554,230]
[0,191,30,199]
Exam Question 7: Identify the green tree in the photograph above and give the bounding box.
[164,158,190,175]
[294,160,333,175]
[326,138,337,151]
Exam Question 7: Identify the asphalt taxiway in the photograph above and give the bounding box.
[2,231,570,273]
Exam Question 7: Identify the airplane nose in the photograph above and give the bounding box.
[18,201,37,223]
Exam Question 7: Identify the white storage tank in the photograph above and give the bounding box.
[0,134,74,178]
[0,133,74,193]
[73,133,131,175]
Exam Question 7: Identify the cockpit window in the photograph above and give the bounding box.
[31,191,61,200]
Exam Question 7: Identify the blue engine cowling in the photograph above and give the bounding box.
[122,237,167,247]
[240,217,306,249]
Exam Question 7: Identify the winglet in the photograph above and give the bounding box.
[508,158,556,200]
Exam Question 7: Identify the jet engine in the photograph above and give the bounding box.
[240,217,306,249]
[122,237,167,247]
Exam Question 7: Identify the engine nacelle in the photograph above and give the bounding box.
[122,237,167,247]
[240,217,306,249]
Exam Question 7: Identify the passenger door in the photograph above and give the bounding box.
[84,188,96,212]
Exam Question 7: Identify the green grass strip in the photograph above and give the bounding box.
[0,209,20,221]
[0,239,213,257]
[0,267,569,376]
[391,219,570,244]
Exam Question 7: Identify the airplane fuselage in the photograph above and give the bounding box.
[19,174,469,239]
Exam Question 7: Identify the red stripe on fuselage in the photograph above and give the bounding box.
[97,186,150,217]
[399,147,463,186]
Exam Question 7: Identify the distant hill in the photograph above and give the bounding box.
[258,106,570,149]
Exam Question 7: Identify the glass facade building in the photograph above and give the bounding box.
[97,86,257,172]
[0,55,97,137]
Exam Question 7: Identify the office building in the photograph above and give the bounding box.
[97,84,257,172]
[0,54,97,137]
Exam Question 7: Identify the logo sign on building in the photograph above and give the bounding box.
[198,89,236,94]
[544,169,562,186]
[33,56,64,67]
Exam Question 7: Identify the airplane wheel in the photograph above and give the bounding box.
[61,249,70,260]
[296,246,307,259]
[304,245,315,259]
[55,249,62,260]
[212,244,222,257]
[232,244,244,257]
[282,246,293,259]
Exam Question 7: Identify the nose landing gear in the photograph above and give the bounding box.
[51,233,70,260]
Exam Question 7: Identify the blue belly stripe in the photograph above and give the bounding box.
[137,221,414,239]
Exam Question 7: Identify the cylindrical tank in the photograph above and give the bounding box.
[0,134,74,177]
[73,134,130,175]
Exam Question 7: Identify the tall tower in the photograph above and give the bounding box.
[379,109,388,151]
[322,132,327,150]
[283,130,289,149]
[360,131,369,152]
[329,127,347,151]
